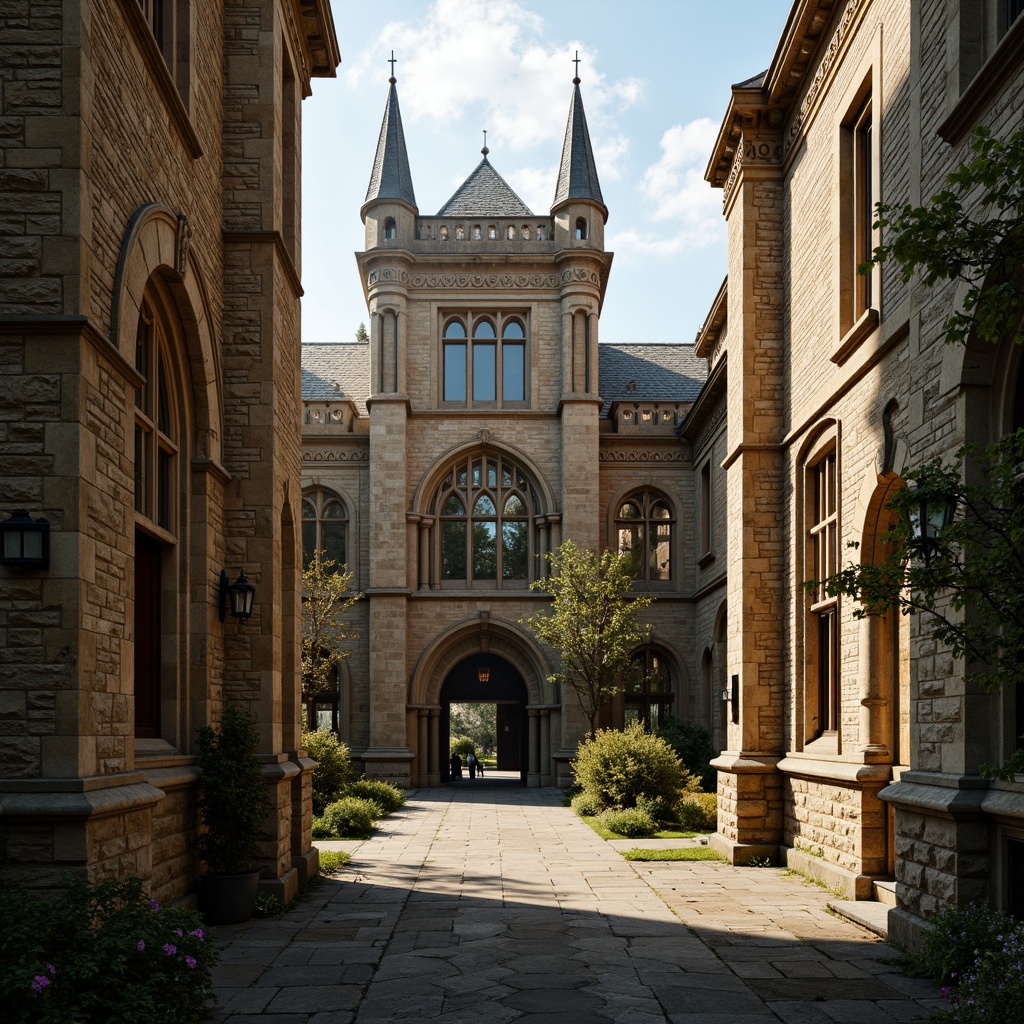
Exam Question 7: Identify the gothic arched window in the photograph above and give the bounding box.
[625,647,675,730]
[615,489,675,584]
[302,490,348,569]
[434,452,540,587]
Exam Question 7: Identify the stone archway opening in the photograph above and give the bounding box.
[440,653,528,784]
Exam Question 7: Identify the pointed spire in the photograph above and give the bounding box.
[363,58,417,213]
[552,62,606,217]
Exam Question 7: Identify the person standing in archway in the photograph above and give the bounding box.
[466,750,477,780]
[450,751,462,781]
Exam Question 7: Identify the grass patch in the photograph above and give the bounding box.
[580,815,707,841]
[621,847,726,862]
[318,849,350,874]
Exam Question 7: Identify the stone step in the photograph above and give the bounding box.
[828,899,890,938]
[873,878,897,906]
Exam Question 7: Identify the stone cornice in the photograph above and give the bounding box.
[222,230,303,299]
[287,0,341,94]
[694,276,727,359]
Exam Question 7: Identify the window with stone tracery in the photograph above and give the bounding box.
[302,490,349,570]
[615,489,675,586]
[433,453,541,588]
[441,312,527,406]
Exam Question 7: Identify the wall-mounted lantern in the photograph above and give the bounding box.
[908,491,956,566]
[219,570,256,622]
[0,510,50,569]
[477,666,490,683]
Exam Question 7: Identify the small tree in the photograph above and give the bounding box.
[355,322,369,343]
[525,540,653,737]
[301,552,360,704]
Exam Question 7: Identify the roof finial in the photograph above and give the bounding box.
[388,49,397,83]
[481,129,489,157]
[572,49,581,84]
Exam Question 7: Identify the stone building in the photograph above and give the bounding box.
[703,0,1024,942]
[0,1,339,905]
[299,71,726,788]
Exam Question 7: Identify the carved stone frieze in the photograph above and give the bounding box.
[694,401,727,454]
[302,450,369,463]
[599,449,689,464]
[367,268,562,290]
[784,0,865,157]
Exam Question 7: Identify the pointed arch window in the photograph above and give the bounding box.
[302,490,349,569]
[615,490,675,585]
[624,647,675,730]
[434,453,540,588]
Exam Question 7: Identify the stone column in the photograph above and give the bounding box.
[528,709,540,787]
[429,709,440,786]
[540,709,552,786]
[418,710,429,786]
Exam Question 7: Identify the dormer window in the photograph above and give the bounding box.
[575,217,588,240]
[383,217,396,240]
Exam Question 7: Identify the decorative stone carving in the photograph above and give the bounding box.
[367,269,563,290]
[175,212,193,280]
[302,450,370,462]
[599,449,689,463]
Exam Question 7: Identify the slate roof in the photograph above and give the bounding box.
[598,344,707,417]
[301,343,370,417]
[364,79,417,210]
[734,70,768,89]
[299,342,707,422]
[552,80,604,211]
[436,156,533,217]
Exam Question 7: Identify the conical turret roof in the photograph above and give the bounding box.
[552,78,605,215]
[363,78,417,212]
[437,154,533,217]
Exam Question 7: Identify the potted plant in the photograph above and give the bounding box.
[195,703,270,924]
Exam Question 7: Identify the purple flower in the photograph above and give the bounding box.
[941,987,952,1002]
[189,928,205,940]
[175,928,183,938]
[148,899,161,912]
[31,975,50,993]
[45,964,55,975]
[137,940,146,952]
[185,956,197,969]
[162,943,177,957]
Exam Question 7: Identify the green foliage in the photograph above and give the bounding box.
[621,847,725,862]
[570,791,605,817]
[600,807,658,838]
[941,917,1024,1023]
[865,125,1024,350]
[301,552,360,699]
[449,702,496,755]
[901,902,1014,987]
[253,893,285,918]
[525,540,654,736]
[0,876,216,1024]
[449,734,476,757]
[572,722,688,809]
[674,792,718,833]
[811,434,1024,778]
[317,850,350,874]
[302,728,355,815]
[315,797,380,839]
[347,780,406,815]
[196,703,270,875]
[655,715,717,791]
[635,793,674,822]
[355,322,369,343]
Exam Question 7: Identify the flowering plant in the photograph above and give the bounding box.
[0,875,217,1023]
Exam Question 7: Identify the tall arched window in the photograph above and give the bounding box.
[133,294,181,740]
[625,647,675,729]
[441,312,528,405]
[302,490,348,569]
[433,452,540,588]
[615,490,675,584]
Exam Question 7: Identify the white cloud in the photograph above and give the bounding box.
[344,0,640,175]
[506,164,558,216]
[609,118,724,259]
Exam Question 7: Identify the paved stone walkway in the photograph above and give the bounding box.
[209,783,942,1023]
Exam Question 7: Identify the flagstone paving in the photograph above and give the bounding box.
[208,781,942,1023]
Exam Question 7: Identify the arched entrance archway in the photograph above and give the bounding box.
[440,653,528,784]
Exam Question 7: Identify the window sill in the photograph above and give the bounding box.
[831,307,879,366]
[697,550,716,569]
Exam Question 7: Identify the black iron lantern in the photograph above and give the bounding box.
[0,509,50,569]
[219,570,256,621]
[477,666,490,683]
[908,490,956,566]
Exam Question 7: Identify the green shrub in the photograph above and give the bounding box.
[316,796,380,838]
[902,902,1015,987]
[572,722,687,808]
[0,876,216,1024]
[943,917,1024,1022]
[655,715,717,792]
[600,807,658,838]
[636,793,674,823]
[571,791,605,817]
[348,780,406,815]
[450,734,475,757]
[674,792,717,832]
[317,850,350,874]
[302,728,355,815]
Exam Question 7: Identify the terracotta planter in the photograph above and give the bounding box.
[200,870,260,925]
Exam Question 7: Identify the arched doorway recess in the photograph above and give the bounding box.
[440,654,528,784]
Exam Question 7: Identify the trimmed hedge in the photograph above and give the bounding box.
[601,807,658,838]
[348,780,406,815]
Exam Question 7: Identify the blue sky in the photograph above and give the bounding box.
[302,0,793,346]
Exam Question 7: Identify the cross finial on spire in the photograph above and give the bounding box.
[388,50,397,82]
[482,129,489,157]
[572,50,581,84]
